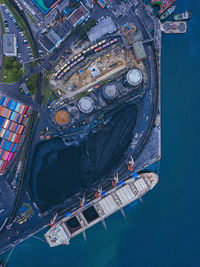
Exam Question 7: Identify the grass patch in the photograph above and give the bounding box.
[26,73,37,95]
[0,10,5,34]
[42,77,52,104]
[76,90,87,100]
[1,56,23,83]
[80,18,96,41]
[28,61,37,69]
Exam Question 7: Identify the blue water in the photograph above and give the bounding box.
[1,0,200,266]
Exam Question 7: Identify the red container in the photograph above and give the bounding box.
[15,135,21,144]
[2,161,8,170]
[18,125,24,135]
[4,98,9,108]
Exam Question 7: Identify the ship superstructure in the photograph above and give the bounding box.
[45,172,158,247]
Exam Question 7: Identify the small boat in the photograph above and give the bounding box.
[160,6,176,21]
[173,11,192,21]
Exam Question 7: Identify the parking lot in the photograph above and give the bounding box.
[0,3,34,66]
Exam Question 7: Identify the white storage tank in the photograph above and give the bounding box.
[102,84,118,100]
[78,96,94,114]
[126,68,143,86]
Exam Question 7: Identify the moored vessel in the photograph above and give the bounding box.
[161,21,187,34]
[44,172,158,247]
[160,6,176,21]
[173,11,192,21]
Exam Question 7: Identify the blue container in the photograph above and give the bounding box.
[2,140,12,151]
[0,96,6,105]
[11,143,17,152]
[0,117,5,128]
[7,100,12,109]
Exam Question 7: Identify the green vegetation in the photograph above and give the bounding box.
[80,19,96,41]
[26,73,37,95]
[43,77,57,104]
[28,61,37,69]
[76,90,87,100]
[1,56,23,83]
[26,10,35,24]
[0,10,5,34]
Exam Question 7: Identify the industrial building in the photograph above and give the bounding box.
[39,20,73,54]
[68,4,89,27]
[3,34,17,57]
[87,17,117,43]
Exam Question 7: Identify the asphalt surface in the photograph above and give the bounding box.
[0,0,160,255]
[1,3,32,65]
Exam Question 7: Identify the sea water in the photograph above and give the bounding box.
[1,0,200,266]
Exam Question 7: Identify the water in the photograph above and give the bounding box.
[1,0,200,265]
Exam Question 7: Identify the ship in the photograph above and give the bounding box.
[44,172,158,247]
[159,6,176,21]
[173,11,192,21]
[161,21,187,34]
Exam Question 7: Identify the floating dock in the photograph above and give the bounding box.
[161,21,187,34]
[45,172,158,247]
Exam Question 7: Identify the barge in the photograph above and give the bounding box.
[161,21,187,34]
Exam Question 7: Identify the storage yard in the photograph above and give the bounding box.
[0,95,30,175]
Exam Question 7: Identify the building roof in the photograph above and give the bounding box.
[52,20,73,40]
[89,64,100,78]
[87,17,117,43]
[39,35,55,52]
[3,34,16,55]
[21,83,29,94]
[68,4,89,26]
[47,30,61,45]
[132,41,147,61]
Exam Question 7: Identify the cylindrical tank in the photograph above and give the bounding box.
[78,96,94,114]
[126,68,143,87]
[55,110,70,126]
[102,84,118,100]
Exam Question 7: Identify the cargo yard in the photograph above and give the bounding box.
[0,95,30,175]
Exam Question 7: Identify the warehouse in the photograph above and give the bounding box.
[68,4,89,27]
[3,34,17,57]
[87,17,117,43]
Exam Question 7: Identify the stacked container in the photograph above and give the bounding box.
[0,95,30,174]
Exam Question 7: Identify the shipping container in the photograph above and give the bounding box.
[3,140,11,150]
[2,161,8,170]
[2,97,7,107]
[11,101,17,111]
[4,98,9,107]
[11,143,17,152]
[15,135,21,144]
[18,125,24,135]
[22,106,29,115]
[0,129,6,138]
[7,99,12,109]
[0,96,6,105]
[14,124,19,133]
[5,109,12,119]
[0,117,5,128]
[18,115,24,124]
[15,103,21,113]
[0,159,3,167]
